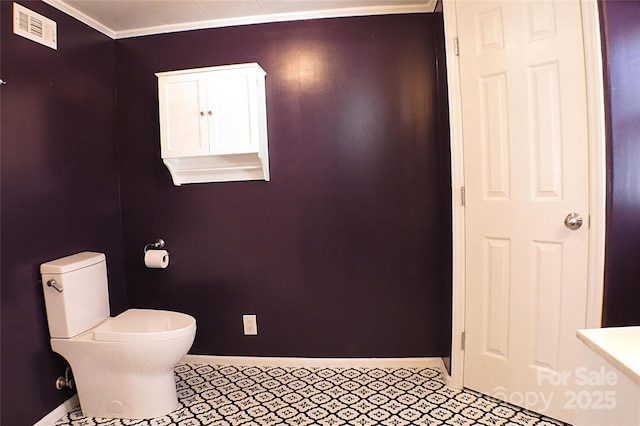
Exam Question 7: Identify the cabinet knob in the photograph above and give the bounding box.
[208,111,213,116]
[200,111,205,116]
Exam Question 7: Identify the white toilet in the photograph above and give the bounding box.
[40,251,196,419]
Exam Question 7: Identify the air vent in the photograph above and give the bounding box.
[13,3,57,50]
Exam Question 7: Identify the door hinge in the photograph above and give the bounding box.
[461,331,466,350]
[454,37,460,56]
[461,186,466,206]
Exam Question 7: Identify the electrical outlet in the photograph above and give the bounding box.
[243,314,257,335]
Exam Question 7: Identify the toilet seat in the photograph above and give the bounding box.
[93,309,196,343]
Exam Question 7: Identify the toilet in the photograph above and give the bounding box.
[40,251,196,419]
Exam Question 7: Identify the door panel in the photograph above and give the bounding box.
[208,74,258,155]
[158,74,209,158]
[458,0,590,422]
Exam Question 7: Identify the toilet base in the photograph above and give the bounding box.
[51,327,195,419]
[75,369,179,419]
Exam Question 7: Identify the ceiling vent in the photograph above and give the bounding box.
[13,3,57,50]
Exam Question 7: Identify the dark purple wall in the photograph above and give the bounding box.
[0,6,451,423]
[599,0,640,327]
[0,2,126,424]
[115,15,452,358]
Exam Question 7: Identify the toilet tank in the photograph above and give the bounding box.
[41,252,110,338]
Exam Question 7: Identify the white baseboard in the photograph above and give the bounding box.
[181,354,444,370]
[36,356,450,425]
[34,394,78,426]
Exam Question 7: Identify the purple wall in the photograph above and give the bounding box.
[4,0,637,422]
[115,15,452,358]
[0,1,126,424]
[0,5,452,423]
[599,0,640,327]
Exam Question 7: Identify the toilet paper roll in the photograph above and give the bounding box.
[145,249,169,269]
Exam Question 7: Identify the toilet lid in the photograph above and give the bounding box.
[93,309,196,342]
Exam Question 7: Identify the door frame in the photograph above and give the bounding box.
[442,0,607,389]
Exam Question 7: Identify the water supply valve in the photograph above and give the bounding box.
[56,366,73,390]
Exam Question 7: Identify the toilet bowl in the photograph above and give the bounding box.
[51,309,196,418]
[41,252,197,419]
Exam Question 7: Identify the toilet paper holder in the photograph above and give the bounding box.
[144,239,166,254]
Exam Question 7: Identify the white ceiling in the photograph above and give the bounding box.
[43,0,437,39]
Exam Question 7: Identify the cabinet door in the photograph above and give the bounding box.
[158,73,209,158]
[207,72,260,155]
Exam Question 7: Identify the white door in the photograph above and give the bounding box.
[208,72,259,155]
[457,0,590,422]
[158,73,210,158]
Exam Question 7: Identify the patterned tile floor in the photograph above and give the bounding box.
[53,363,567,426]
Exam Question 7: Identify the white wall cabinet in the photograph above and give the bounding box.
[156,63,269,185]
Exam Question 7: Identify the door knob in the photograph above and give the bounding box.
[564,213,583,230]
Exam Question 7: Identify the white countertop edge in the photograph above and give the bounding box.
[577,326,640,386]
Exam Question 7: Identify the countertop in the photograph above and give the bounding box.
[577,326,640,386]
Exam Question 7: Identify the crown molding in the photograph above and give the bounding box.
[43,0,436,40]
[43,0,116,39]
